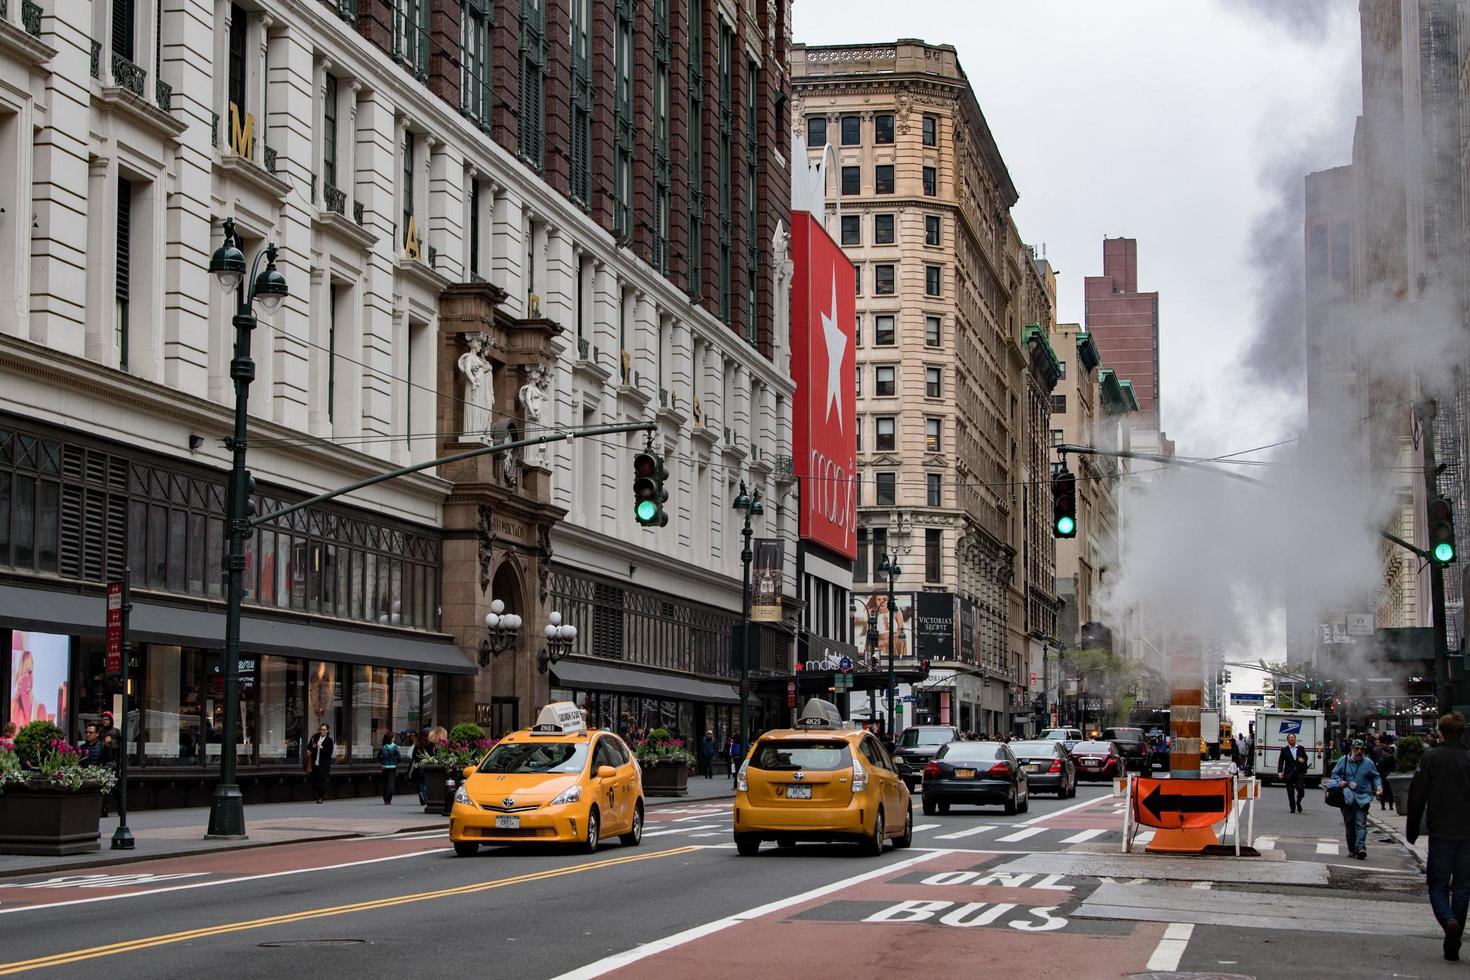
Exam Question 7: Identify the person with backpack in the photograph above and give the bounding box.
[1407,712,1470,961]
[378,733,401,804]
[1327,738,1382,859]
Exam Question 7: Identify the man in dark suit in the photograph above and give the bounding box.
[1277,732,1308,813]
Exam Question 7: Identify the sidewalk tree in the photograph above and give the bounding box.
[1067,647,1165,726]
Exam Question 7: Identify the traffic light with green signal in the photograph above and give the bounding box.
[1429,496,1456,566]
[633,450,669,527]
[1052,467,1077,538]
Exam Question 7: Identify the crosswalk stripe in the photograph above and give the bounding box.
[996,827,1046,843]
[935,824,996,840]
[1135,830,1155,845]
[1315,842,1340,855]
[1060,828,1107,844]
[912,824,941,832]
[1255,836,1276,851]
[643,824,719,838]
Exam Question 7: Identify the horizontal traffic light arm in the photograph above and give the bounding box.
[1054,443,1440,563]
[252,421,657,528]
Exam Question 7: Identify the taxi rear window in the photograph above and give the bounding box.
[478,741,589,774]
[749,740,852,772]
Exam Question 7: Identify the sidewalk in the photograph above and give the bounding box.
[1369,800,1429,871]
[0,776,733,880]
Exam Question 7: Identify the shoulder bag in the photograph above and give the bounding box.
[1325,758,1357,808]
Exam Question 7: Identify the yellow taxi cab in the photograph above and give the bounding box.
[733,699,912,856]
[449,702,644,856]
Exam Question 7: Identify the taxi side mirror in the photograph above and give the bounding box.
[463,766,476,780]
[596,765,618,780]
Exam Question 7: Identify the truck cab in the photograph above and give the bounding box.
[1254,708,1326,787]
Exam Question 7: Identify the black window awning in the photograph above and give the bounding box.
[0,582,477,675]
[551,658,743,705]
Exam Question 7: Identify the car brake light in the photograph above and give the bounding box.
[852,758,868,792]
[987,763,1010,777]
[1048,759,1061,773]
[924,761,941,778]
[735,760,749,793]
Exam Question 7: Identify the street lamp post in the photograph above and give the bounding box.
[876,550,901,745]
[479,598,523,666]
[205,218,288,839]
[733,481,764,755]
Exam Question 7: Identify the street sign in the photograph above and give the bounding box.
[1132,777,1232,830]
[786,680,796,708]
[1346,613,1373,636]
[1230,693,1265,704]
[106,581,124,675]
[1029,672,1037,686]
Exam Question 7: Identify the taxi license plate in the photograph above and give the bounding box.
[785,785,812,799]
[955,768,976,779]
[494,815,520,829]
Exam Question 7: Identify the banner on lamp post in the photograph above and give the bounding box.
[751,538,784,623]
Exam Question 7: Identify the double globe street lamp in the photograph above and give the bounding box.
[732,481,764,754]
[538,611,577,672]
[480,598,523,665]
[205,217,288,839]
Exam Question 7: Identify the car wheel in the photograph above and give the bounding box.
[1003,788,1017,816]
[894,806,913,849]
[735,834,760,856]
[453,840,478,857]
[580,807,600,854]
[922,798,937,816]
[1017,786,1029,814]
[619,800,644,847]
[863,807,885,857]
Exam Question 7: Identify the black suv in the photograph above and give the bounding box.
[1100,727,1149,773]
[893,726,960,790]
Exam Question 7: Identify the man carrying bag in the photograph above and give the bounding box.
[1327,738,1382,860]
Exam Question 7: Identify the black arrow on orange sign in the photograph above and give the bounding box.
[1141,785,1226,821]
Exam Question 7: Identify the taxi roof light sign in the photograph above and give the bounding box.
[532,701,587,735]
[796,698,843,729]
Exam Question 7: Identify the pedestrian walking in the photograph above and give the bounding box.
[378,733,400,804]
[726,735,742,780]
[1378,737,1397,810]
[699,731,716,779]
[412,730,431,805]
[1407,711,1470,961]
[1327,738,1382,859]
[1278,732,1309,813]
[305,724,335,803]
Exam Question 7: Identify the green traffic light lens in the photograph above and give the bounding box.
[636,499,658,523]
[1435,542,1456,564]
[1056,516,1075,535]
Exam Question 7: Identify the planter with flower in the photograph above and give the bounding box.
[0,721,119,855]
[413,723,497,814]
[633,728,695,797]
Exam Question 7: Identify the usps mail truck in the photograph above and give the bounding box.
[1254,708,1326,786]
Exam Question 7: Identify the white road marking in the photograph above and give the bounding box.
[14,872,209,889]
[1060,829,1107,844]
[1255,836,1276,851]
[1190,881,1213,890]
[553,850,949,980]
[1018,790,1114,826]
[912,824,941,832]
[995,827,1046,843]
[1145,922,1194,971]
[935,824,997,841]
[643,824,720,838]
[1135,831,1155,846]
[1316,842,1340,855]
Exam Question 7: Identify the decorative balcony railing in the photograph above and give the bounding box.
[335,0,356,23]
[90,38,100,79]
[323,184,346,216]
[426,245,437,268]
[155,78,171,112]
[22,0,40,35]
[263,145,277,173]
[577,337,590,360]
[352,201,364,226]
[0,1,10,21]
[111,53,146,99]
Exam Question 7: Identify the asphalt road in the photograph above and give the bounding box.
[0,782,1451,979]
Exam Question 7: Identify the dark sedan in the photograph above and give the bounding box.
[1070,740,1124,781]
[1008,740,1076,797]
[921,742,1028,815]
[1100,727,1149,773]
[892,725,960,790]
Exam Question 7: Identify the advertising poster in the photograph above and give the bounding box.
[751,538,784,623]
[959,599,977,665]
[915,592,956,661]
[10,631,70,727]
[852,593,913,661]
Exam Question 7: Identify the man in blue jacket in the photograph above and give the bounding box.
[1327,738,1382,860]
[1407,712,1470,961]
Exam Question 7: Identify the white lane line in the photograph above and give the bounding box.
[1018,790,1114,826]
[912,824,941,833]
[1316,842,1340,855]
[1190,881,1213,890]
[1135,831,1155,846]
[1255,836,1276,851]
[643,824,720,838]
[995,827,1046,843]
[1059,828,1106,844]
[1145,922,1194,972]
[553,850,949,980]
[935,824,997,841]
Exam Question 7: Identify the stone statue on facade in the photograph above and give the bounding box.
[518,365,550,467]
[458,333,495,445]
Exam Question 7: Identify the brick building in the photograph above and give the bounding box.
[1083,238,1161,432]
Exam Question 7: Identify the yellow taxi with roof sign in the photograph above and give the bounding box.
[449,702,644,855]
[733,698,912,856]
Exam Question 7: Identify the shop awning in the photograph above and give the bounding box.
[0,582,477,675]
[551,658,743,705]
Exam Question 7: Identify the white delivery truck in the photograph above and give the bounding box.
[1254,708,1326,786]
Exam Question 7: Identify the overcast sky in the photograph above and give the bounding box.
[793,0,1363,458]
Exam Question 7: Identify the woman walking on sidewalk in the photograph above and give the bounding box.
[1328,738,1382,859]
[378,733,401,804]
[305,724,335,803]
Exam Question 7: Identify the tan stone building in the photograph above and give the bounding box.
[791,40,1057,735]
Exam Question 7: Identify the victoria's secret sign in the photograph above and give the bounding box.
[789,211,858,559]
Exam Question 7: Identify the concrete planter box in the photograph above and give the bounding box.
[1389,773,1414,816]
[0,786,105,855]
[641,760,690,797]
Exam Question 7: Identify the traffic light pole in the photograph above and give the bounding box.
[1416,401,1453,714]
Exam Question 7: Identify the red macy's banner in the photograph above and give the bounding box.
[790,211,857,559]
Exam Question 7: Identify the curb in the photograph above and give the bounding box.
[1368,811,1427,872]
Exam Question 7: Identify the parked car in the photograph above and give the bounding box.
[1007,740,1076,797]
[1100,727,1149,773]
[892,725,960,790]
[1070,740,1124,781]
[921,741,1028,815]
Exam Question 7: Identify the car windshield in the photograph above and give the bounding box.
[749,740,851,771]
[1009,741,1055,756]
[899,729,953,747]
[478,741,589,774]
[937,742,1002,761]
[1103,729,1142,740]
[1040,729,1071,740]
[1073,742,1114,754]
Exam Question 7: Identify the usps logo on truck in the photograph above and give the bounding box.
[1278,720,1303,736]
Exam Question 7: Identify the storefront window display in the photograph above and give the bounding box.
[258,656,305,763]
[352,665,390,760]
[306,661,346,761]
